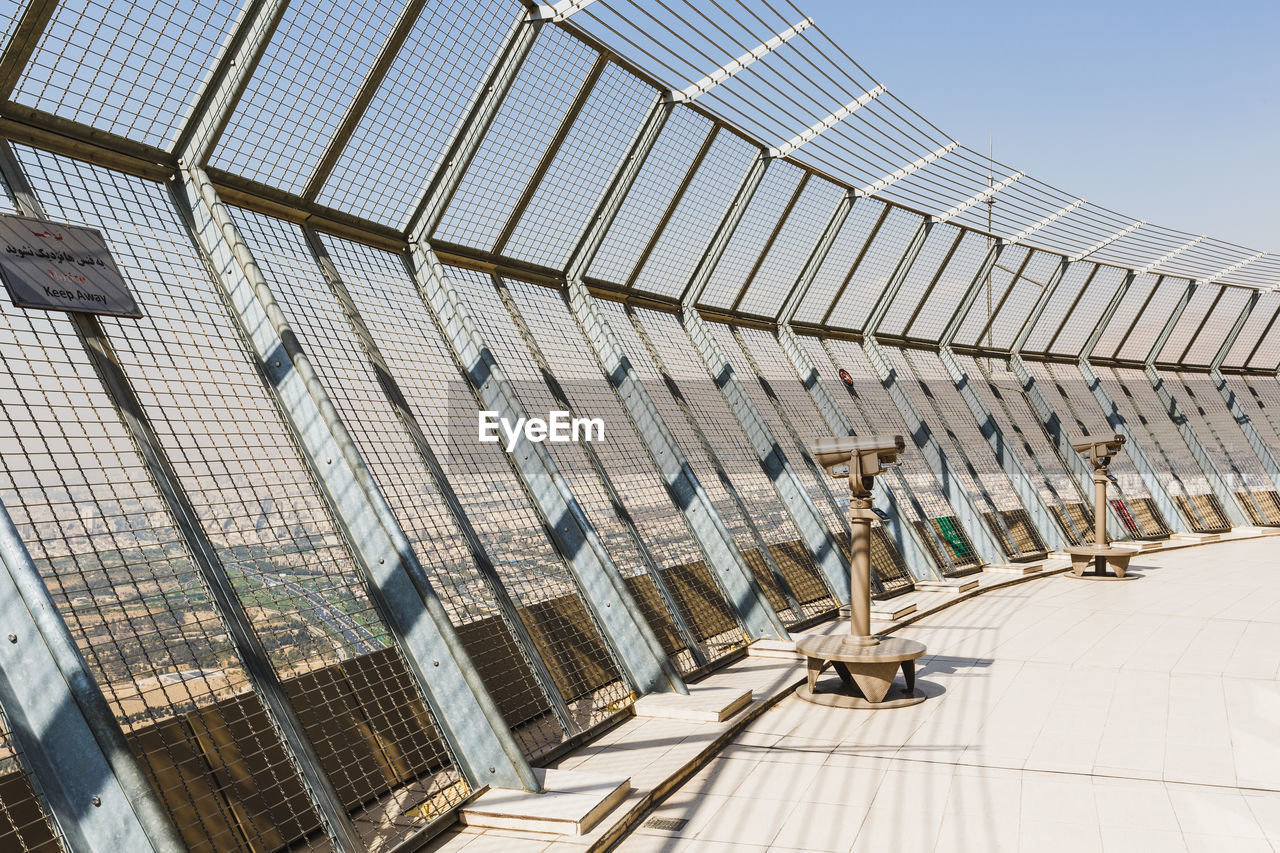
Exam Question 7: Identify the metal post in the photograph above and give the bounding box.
[0,498,181,853]
[175,165,543,791]
[861,336,1007,563]
[565,281,788,639]
[1139,283,1249,525]
[681,308,851,603]
[936,347,1065,549]
[776,324,941,580]
[407,241,688,694]
[1209,294,1280,491]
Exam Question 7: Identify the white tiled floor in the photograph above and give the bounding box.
[615,538,1280,852]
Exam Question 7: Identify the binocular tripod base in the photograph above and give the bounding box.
[795,635,926,709]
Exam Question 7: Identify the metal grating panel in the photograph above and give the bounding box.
[734,178,846,318]
[792,197,885,325]
[213,0,409,192]
[630,132,760,298]
[696,161,805,309]
[1099,367,1213,498]
[323,241,632,739]
[957,249,1060,351]
[1182,288,1250,367]
[587,107,713,287]
[826,206,924,332]
[15,0,244,148]
[227,208,569,759]
[433,26,597,251]
[503,65,657,269]
[316,0,521,225]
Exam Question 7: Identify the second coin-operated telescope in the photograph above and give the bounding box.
[813,435,906,496]
[1072,434,1126,470]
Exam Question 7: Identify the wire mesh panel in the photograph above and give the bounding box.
[502,279,748,663]
[1097,367,1230,532]
[732,179,847,317]
[316,0,521,225]
[956,354,1093,544]
[502,67,657,269]
[808,337,982,574]
[695,161,805,310]
[322,241,631,737]
[730,326,913,593]
[1223,378,1280,520]
[630,131,761,299]
[1021,361,1169,538]
[1114,278,1189,363]
[585,107,715,287]
[596,301,808,625]
[213,0,410,191]
[631,308,836,619]
[1090,272,1158,360]
[1168,371,1280,525]
[13,0,244,148]
[826,207,925,332]
[883,347,1047,558]
[0,705,62,853]
[881,227,993,341]
[950,245,1026,348]
[958,249,1061,351]
[792,197,885,325]
[224,209,571,760]
[1223,292,1280,370]
[1042,265,1127,357]
[20,147,472,849]
[1020,262,1096,354]
[433,26,598,251]
[442,266,704,673]
[1162,288,1250,366]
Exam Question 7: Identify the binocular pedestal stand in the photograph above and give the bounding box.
[1065,467,1136,581]
[796,496,926,709]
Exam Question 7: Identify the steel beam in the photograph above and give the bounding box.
[408,241,688,694]
[681,309,851,601]
[936,347,1065,548]
[1076,357,1188,533]
[0,495,180,853]
[175,0,291,163]
[860,336,1007,563]
[775,324,941,580]
[177,165,543,792]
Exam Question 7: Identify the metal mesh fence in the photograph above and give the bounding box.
[792,197,885,325]
[502,279,748,661]
[1223,292,1280,370]
[596,300,809,624]
[1044,265,1128,357]
[1092,272,1160,360]
[1114,278,1190,363]
[631,307,835,619]
[586,107,715,287]
[18,146,471,850]
[14,0,242,148]
[871,222,959,337]
[223,207,573,759]
[826,206,924,332]
[317,239,632,739]
[0,707,63,852]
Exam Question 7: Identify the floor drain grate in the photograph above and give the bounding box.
[644,817,689,831]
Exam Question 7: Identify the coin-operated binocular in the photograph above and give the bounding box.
[1072,434,1126,471]
[813,435,906,497]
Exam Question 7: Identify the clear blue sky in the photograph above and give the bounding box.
[804,0,1279,252]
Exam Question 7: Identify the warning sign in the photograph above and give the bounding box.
[0,213,141,317]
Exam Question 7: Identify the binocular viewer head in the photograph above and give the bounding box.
[1072,434,1125,468]
[813,435,905,493]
